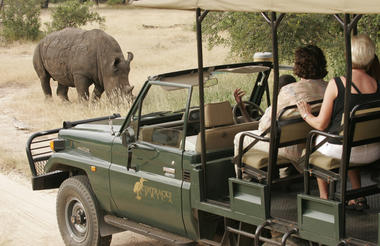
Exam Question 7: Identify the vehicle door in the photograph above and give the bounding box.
[109,81,192,236]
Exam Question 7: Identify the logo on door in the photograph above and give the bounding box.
[133,177,173,203]
[133,177,146,200]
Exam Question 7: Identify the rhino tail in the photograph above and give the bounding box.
[33,43,49,78]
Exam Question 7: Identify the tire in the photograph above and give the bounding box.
[56,175,112,246]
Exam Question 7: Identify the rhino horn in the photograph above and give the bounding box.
[127,85,134,93]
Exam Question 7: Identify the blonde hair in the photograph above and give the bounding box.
[351,34,375,69]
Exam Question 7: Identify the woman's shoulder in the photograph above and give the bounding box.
[292,78,328,89]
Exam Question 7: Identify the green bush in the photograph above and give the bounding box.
[203,13,380,77]
[107,0,124,5]
[46,0,105,32]
[1,0,42,41]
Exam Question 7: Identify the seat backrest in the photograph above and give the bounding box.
[350,104,380,145]
[277,102,322,146]
[195,121,259,152]
[204,101,234,128]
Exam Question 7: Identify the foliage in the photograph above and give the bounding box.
[1,0,42,41]
[46,0,105,32]
[106,0,124,5]
[49,0,67,3]
[203,13,380,77]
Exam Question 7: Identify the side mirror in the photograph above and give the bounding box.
[122,127,135,146]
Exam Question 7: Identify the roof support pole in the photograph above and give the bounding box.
[196,8,209,201]
[334,13,362,238]
[262,11,285,209]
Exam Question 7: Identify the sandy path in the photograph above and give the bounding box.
[0,173,62,245]
[0,172,170,246]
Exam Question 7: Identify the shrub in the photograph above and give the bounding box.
[46,0,105,32]
[1,0,42,41]
[203,13,380,77]
[107,0,124,5]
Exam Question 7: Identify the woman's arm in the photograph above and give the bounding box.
[234,88,252,122]
[297,78,338,130]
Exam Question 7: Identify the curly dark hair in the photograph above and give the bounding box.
[293,45,328,79]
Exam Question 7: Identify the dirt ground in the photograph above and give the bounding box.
[0,172,171,246]
[0,5,230,246]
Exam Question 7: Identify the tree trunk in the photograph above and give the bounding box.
[40,0,49,8]
[94,0,99,5]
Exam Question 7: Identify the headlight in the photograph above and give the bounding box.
[50,139,65,152]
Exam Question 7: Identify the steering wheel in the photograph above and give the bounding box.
[232,101,264,124]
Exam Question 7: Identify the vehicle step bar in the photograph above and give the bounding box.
[223,218,299,246]
[104,215,195,246]
[340,237,377,246]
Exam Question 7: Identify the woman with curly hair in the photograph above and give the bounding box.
[297,34,380,209]
[234,45,328,168]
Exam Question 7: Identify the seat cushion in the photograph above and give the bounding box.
[309,151,341,170]
[309,151,369,170]
[242,149,291,169]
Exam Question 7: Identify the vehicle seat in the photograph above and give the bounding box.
[308,105,380,170]
[237,101,322,175]
[241,112,314,170]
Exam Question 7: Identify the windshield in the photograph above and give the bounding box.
[140,83,190,118]
[190,71,262,108]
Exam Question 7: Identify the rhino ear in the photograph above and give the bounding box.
[112,57,121,72]
[127,52,134,62]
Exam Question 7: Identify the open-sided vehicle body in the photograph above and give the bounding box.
[26,1,380,245]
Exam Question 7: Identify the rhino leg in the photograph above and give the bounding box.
[40,74,52,99]
[73,75,91,101]
[91,84,104,101]
[56,83,69,101]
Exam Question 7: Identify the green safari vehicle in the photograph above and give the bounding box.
[26,1,380,245]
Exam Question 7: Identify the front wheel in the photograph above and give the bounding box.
[56,175,112,246]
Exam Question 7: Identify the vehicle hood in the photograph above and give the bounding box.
[56,118,126,162]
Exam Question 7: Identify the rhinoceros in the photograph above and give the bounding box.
[33,28,134,101]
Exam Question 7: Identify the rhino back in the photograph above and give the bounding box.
[37,28,83,85]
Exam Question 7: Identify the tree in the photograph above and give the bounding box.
[46,0,104,32]
[80,0,99,5]
[1,0,42,41]
[203,13,380,76]
[40,0,49,8]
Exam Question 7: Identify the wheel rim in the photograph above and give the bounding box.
[65,198,88,243]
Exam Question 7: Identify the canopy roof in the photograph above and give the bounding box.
[133,0,380,14]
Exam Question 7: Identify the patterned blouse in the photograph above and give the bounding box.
[259,79,327,133]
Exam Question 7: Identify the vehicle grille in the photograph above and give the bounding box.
[26,129,59,176]
[183,170,191,182]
